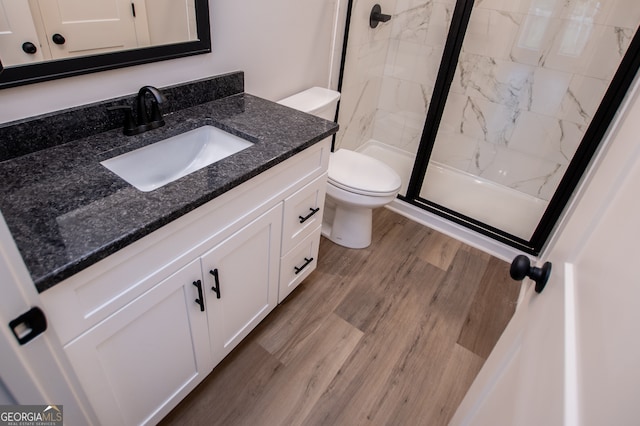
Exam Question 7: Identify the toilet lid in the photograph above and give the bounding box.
[328,149,402,196]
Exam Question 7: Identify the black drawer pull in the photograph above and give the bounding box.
[193,280,205,311]
[209,269,221,299]
[299,207,320,223]
[294,257,314,275]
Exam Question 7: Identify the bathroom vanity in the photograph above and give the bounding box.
[0,72,337,425]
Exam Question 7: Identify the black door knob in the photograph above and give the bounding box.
[22,42,38,54]
[52,33,66,45]
[510,255,552,294]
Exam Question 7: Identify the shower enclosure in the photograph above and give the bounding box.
[335,0,640,254]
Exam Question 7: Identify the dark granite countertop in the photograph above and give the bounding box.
[0,93,338,292]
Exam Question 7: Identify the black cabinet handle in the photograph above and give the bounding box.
[22,42,37,54]
[52,33,66,45]
[209,269,221,299]
[298,207,320,224]
[294,257,314,275]
[193,280,205,311]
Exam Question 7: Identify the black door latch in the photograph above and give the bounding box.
[9,307,47,345]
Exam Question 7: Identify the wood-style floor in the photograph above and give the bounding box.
[160,208,520,426]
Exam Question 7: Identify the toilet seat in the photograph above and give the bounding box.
[328,149,401,197]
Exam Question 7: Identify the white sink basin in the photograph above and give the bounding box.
[101,125,253,192]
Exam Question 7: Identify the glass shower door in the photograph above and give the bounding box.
[410,0,640,244]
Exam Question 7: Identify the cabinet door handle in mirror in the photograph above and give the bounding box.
[294,257,314,275]
[22,42,38,54]
[209,269,221,299]
[299,207,320,224]
[193,280,205,311]
[52,33,66,45]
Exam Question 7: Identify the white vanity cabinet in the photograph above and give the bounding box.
[39,138,330,426]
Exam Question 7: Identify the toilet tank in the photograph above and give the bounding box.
[277,87,341,121]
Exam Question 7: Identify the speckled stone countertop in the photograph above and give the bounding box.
[0,76,338,293]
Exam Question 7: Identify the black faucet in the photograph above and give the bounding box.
[109,85,166,136]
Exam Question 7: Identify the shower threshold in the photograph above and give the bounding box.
[357,140,547,241]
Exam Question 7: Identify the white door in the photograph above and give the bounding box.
[0,1,45,65]
[36,0,149,59]
[450,80,640,425]
[0,212,97,424]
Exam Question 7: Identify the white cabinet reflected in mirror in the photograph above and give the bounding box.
[0,0,210,88]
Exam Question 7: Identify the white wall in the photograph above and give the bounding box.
[0,0,346,124]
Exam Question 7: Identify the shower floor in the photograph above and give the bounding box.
[357,140,548,240]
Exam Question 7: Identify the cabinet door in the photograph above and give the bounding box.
[63,260,212,426]
[0,1,46,65]
[202,203,282,366]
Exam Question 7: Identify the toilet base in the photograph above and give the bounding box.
[322,198,373,249]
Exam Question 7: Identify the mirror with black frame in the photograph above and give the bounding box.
[0,0,210,89]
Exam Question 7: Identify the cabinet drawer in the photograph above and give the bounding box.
[279,226,321,303]
[281,173,327,255]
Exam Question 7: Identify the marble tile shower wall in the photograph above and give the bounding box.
[337,0,638,201]
[335,0,398,152]
[336,0,455,153]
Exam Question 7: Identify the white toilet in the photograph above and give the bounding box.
[278,87,402,249]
